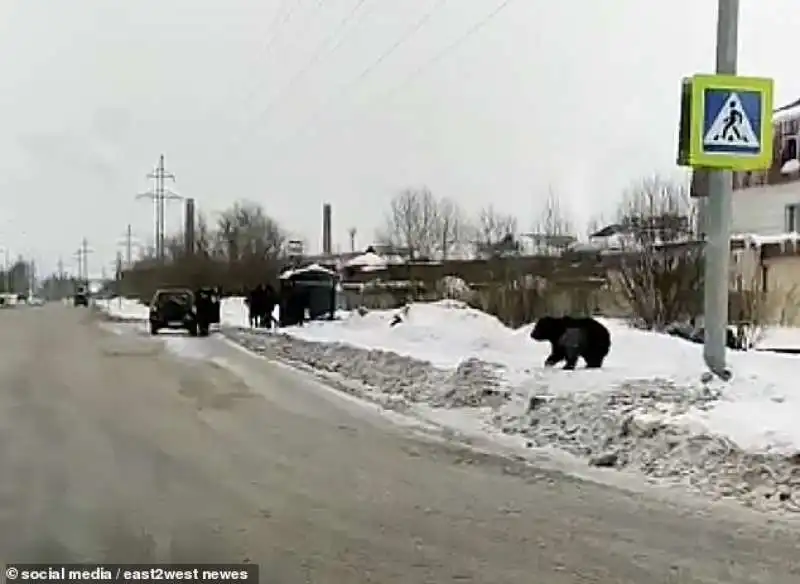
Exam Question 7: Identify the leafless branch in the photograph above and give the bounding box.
[378,187,441,260]
[474,205,519,257]
[613,176,702,328]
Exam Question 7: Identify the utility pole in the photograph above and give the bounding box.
[74,249,82,285]
[82,238,92,283]
[57,256,65,299]
[115,251,123,306]
[116,224,139,270]
[74,238,93,286]
[703,0,738,380]
[136,154,181,262]
[3,249,9,294]
[125,224,133,267]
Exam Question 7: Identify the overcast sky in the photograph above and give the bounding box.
[1,0,798,277]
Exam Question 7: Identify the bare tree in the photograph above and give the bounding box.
[163,234,185,262]
[536,189,574,235]
[586,214,606,238]
[474,205,519,257]
[529,189,576,255]
[613,176,703,329]
[377,187,441,260]
[215,200,286,262]
[436,197,469,260]
[194,212,214,258]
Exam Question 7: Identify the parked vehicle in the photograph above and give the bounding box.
[74,286,89,307]
[149,288,198,336]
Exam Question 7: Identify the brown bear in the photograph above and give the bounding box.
[530,315,611,370]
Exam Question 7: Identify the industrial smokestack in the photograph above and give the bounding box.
[184,197,196,256]
[322,203,332,255]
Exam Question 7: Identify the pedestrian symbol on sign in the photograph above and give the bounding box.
[715,102,744,142]
[703,91,760,152]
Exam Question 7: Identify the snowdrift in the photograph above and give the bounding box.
[99,296,800,512]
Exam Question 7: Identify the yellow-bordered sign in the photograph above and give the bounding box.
[678,74,773,171]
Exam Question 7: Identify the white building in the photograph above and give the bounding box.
[730,98,800,235]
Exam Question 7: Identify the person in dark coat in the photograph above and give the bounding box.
[246,285,263,328]
[193,287,217,336]
[262,283,277,329]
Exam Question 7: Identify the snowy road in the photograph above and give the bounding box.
[1,305,799,582]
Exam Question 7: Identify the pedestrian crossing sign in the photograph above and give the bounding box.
[703,91,760,152]
[679,74,773,171]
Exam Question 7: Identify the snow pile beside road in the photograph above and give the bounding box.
[225,329,508,410]
[94,298,149,321]
[220,296,249,328]
[495,383,800,512]
[97,295,257,328]
[283,300,712,392]
[224,301,800,513]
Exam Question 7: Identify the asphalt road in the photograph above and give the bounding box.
[0,304,799,583]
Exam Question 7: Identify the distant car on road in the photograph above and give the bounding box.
[73,287,89,307]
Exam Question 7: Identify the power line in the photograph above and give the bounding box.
[231,0,450,158]
[225,0,375,154]
[334,0,449,96]
[266,0,518,154]
[366,0,517,106]
[233,0,305,106]
[369,0,514,102]
[207,0,319,135]
[260,0,305,65]
[260,0,368,105]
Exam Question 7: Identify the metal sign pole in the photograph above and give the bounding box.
[703,0,739,380]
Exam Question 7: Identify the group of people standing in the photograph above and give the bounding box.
[244,284,278,329]
[244,281,311,329]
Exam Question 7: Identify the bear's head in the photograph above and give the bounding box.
[530,316,564,342]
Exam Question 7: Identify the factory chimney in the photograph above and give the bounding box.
[322,203,332,255]
[184,197,196,256]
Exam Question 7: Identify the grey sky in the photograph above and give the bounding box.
[1,0,798,277]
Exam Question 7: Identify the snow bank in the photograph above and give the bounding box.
[96,295,270,329]
[756,327,800,351]
[344,251,389,271]
[283,300,710,393]
[224,300,800,513]
[220,296,249,328]
[94,298,150,321]
[256,301,800,451]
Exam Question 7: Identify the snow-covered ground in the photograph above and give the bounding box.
[94,296,254,327]
[96,297,800,513]
[94,298,150,321]
[755,327,800,351]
